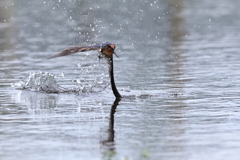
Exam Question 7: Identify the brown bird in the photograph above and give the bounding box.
[47,42,122,99]
[47,42,118,59]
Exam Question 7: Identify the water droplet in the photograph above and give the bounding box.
[76,79,81,84]
[58,73,65,77]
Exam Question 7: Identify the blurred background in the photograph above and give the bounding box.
[1,0,240,160]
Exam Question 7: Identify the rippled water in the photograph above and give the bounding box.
[1,0,240,160]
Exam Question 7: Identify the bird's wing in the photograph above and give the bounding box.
[47,45,100,59]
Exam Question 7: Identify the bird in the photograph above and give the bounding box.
[47,42,122,99]
[47,42,119,59]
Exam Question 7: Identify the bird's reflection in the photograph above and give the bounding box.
[101,98,121,157]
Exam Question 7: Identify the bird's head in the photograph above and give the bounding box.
[101,43,119,58]
[108,44,115,50]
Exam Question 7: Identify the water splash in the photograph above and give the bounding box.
[12,72,67,93]
[12,71,106,94]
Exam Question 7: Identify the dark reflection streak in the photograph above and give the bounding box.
[168,0,188,91]
[101,98,121,155]
[165,0,188,155]
[169,0,187,43]
[0,0,17,82]
[0,0,15,51]
[108,98,121,142]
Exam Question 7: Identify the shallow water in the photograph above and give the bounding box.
[1,0,240,160]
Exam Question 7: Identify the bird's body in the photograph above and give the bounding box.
[47,42,122,99]
[47,42,117,59]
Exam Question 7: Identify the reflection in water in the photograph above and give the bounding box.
[9,90,58,115]
[0,0,18,83]
[0,0,15,51]
[166,0,187,156]
[169,0,187,42]
[101,98,121,158]
[168,0,187,90]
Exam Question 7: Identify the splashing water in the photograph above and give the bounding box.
[12,71,106,94]
[11,56,111,94]
[12,72,68,93]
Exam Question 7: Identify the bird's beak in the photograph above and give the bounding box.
[113,51,119,58]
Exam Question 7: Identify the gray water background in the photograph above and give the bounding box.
[1,0,240,159]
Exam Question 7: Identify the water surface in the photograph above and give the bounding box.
[1,0,240,160]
